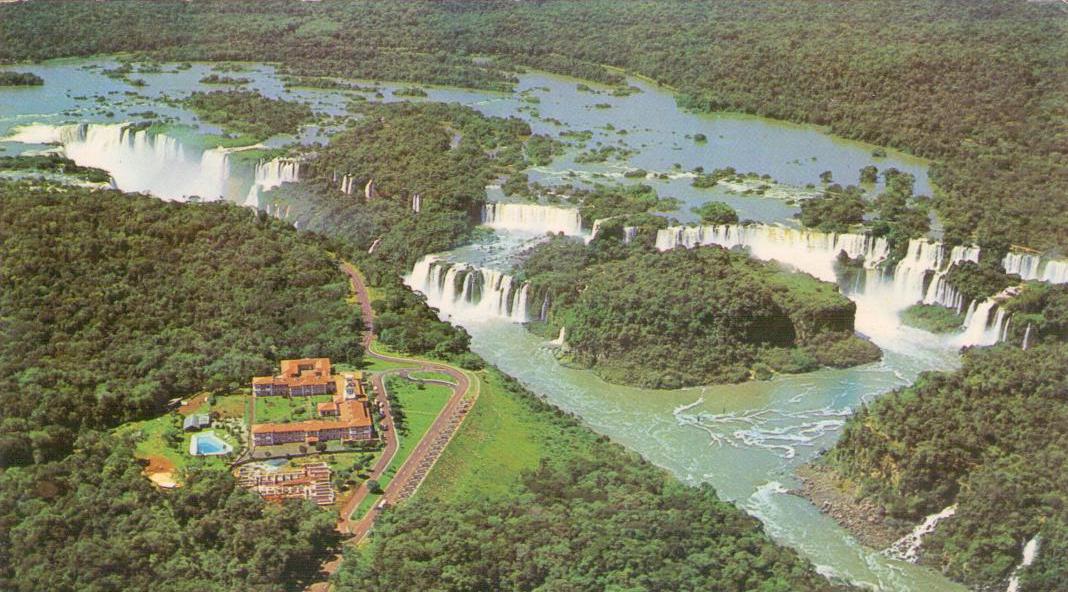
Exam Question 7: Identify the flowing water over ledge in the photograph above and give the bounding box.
[1,58,988,591]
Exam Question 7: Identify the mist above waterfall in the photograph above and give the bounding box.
[7,122,244,202]
[482,202,585,236]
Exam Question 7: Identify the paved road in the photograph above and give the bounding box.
[305,263,477,591]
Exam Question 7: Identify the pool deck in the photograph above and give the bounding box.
[189,430,234,456]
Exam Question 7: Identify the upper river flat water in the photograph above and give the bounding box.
[0,58,968,591]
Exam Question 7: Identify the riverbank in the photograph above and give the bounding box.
[792,463,906,550]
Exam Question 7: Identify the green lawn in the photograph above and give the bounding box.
[117,414,239,475]
[253,394,323,422]
[417,368,586,502]
[187,391,249,419]
[353,376,452,517]
[408,370,455,383]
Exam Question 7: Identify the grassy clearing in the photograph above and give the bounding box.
[418,368,589,503]
[254,395,313,422]
[353,377,452,517]
[408,370,455,383]
[117,413,239,477]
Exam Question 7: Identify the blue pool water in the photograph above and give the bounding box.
[189,431,233,456]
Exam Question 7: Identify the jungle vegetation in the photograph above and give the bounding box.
[0,181,356,590]
[0,182,362,463]
[183,89,313,142]
[827,341,1068,591]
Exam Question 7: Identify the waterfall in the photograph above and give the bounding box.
[482,202,585,236]
[655,224,890,283]
[340,174,355,195]
[1006,535,1040,592]
[549,326,567,348]
[244,157,299,208]
[6,122,238,202]
[1003,252,1068,284]
[412,194,422,213]
[1022,324,1033,350]
[653,223,1019,346]
[955,286,1020,347]
[365,179,377,201]
[623,226,638,244]
[405,255,531,322]
[886,505,957,563]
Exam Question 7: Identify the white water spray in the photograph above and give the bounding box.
[1006,535,1040,592]
[405,255,532,322]
[886,505,957,563]
[1003,252,1068,284]
[7,123,239,202]
[244,158,300,208]
[482,202,584,236]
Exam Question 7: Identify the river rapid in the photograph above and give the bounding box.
[2,58,970,590]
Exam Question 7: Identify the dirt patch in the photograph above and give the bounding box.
[179,392,209,415]
[791,463,905,550]
[143,455,180,489]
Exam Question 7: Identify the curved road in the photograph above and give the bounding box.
[306,263,477,591]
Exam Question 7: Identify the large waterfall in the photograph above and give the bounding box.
[244,158,300,208]
[654,224,1010,346]
[6,123,237,202]
[405,255,532,322]
[655,224,891,283]
[482,202,585,236]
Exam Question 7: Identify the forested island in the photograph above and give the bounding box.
[0,71,42,86]
[183,89,313,143]
[518,236,880,388]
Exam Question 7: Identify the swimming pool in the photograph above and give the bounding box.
[189,431,233,456]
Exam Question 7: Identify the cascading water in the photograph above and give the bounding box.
[886,505,958,563]
[406,255,531,322]
[655,224,1014,347]
[482,202,585,236]
[655,224,890,283]
[1003,252,1068,284]
[244,158,300,208]
[6,122,238,201]
[1006,535,1040,592]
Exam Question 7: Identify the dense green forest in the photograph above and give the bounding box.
[0,181,357,589]
[336,372,847,592]
[827,341,1068,590]
[183,89,313,142]
[0,182,361,464]
[0,154,111,184]
[274,101,551,269]
[0,433,338,592]
[0,0,1063,251]
[0,71,43,86]
[518,237,880,388]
